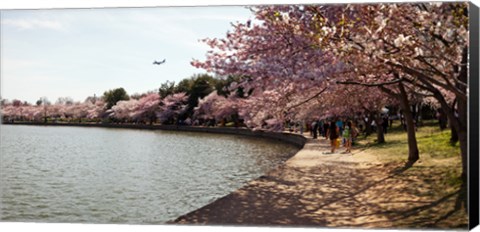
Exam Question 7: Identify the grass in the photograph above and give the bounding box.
[354,119,465,196]
[355,120,461,164]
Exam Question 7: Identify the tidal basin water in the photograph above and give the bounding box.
[0,125,299,224]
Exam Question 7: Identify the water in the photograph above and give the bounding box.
[0,125,299,224]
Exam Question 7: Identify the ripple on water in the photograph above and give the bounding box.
[0,125,299,223]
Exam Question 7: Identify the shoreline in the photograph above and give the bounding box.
[2,121,308,224]
[3,121,310,224]
[1,122,306,148]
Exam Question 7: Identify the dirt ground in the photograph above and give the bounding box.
[172,138,468,229]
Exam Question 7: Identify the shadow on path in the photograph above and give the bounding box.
[172,138,468,229]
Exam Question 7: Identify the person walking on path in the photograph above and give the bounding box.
[327,120,340,154]
[382,115,389,134]
[323,121,330,139]
[343,121,353,153]
[351,121,359,145]
[317,119,324,138]
[312,120,318,139]
[336,118,344,137]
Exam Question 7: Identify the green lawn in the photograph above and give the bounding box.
[354,120,464,187]
[355,120,460,163]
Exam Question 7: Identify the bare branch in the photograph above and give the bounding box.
[336,78,402,87]
[378,85,398,97]
[286,87,328,111]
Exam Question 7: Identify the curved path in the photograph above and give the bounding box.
[172,135,468,229]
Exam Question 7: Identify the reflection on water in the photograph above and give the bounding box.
[0,125,298,224]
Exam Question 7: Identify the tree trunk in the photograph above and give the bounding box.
[364,114,373,136]
[404,51,467,178]
[457,46,468,181]
[399,82,419,164]
[450,121,459,144]
[458,129,468,180]
[432,46,468,180]
[439,103,466,180]
[375,115,385,143]
[439,110,448,130]
[378,80,419,165]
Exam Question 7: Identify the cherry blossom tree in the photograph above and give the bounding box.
[86,100,107,121]
[194,91,223,120]
[1,104,15,121]
[157,92,188,124]
[67,103,91,122]
[194,91,240,126]
[292,2,469,174]
[190,9,347,131]
[48,104,67,120]
[131,93,161,124]
[1,103,43,122]
[191,3,469,176]
[109,99,139,122]
[191,5,394,133]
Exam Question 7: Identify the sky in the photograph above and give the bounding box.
[1,0,478,105]
[1,6,254,104]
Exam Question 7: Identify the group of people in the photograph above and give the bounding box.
[326,119,359,154]
[299,118,359,154]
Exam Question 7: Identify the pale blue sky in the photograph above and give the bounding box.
[1,0,474,105]
[1,6,253,103]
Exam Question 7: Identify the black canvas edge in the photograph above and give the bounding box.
[469,1,480,230]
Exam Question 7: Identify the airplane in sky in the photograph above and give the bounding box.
[153,59,166,65]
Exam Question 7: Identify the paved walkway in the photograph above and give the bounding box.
[172,137,468,229]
